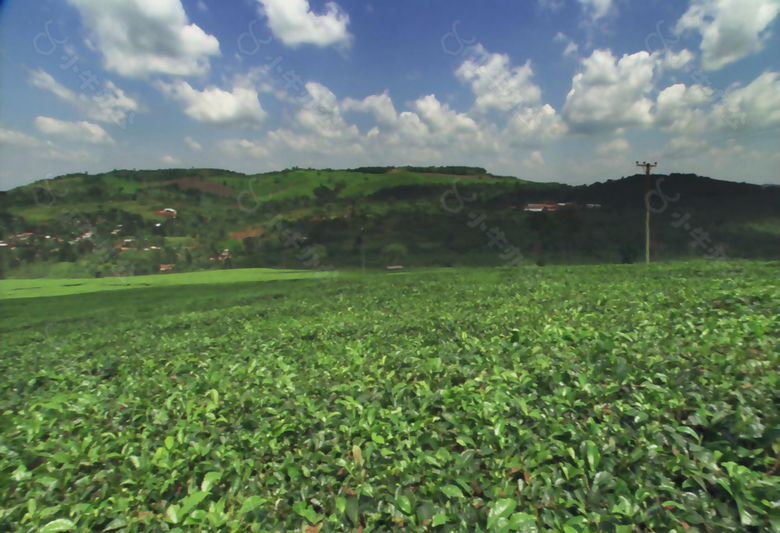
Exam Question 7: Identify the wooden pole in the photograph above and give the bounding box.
[636,161,658,263]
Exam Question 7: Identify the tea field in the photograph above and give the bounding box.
[1,261,778,532]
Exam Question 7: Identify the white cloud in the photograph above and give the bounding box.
[257,0,352,48]
[184,136,203,151]
[674,0,780,71]
[723,71,780,129]
[27,69,142,125]
[659,49,696,71]
[655,70,780,132]
[154,80,267,127]
[342,91,399,126]
[217,139,270,159]
[502,104,568,146]
[0,127,93,162]
[160,155,181,165]
[595,137,630,156]
[523,150,546,167]
[662,136,710,159]
[413,94,479,140]
[554,32,579,57]
[538,0,565,13]
[66,0,220,77]
[0,127,41,148]
[563,49,657,134]
[33,117,115,145]
[578,0,615,22]
[455,44,542,113]
[197,0,208,12]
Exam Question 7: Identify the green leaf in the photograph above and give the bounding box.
[166,505,180,524]
[346,496,359,525]
[103,518,128,531]
[371,433,385,444]
[40,519,75,533]
[397,495,412,515]
[352,444,363,466]
[239,496,265,515]
[507,513,538,532]
[180,491,209,517]
[586,441,600,472]
[432,513,449,526]
[487,499,517,529]
[616,357,627,384]
[440,485,464,498]
[201,472,221,492]
[677,425,701,443]
[287,465,301,479]
[335,496,346,514]
[165,436,174,450]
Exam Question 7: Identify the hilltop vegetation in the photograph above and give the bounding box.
[0,166,778,279]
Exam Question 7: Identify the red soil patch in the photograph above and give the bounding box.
[156,177,235,197]
[229,225,266,240]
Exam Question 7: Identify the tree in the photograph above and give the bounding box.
[243,236,256,255]
[619,243,639,264]
[381,243,408,265]
[57,241,77,262]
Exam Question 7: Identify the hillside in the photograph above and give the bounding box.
[0,166,778,279]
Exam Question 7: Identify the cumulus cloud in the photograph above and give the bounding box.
[562,49,657,134]
[257,0,352,48]
[723,71,780,129]
[0,127,41,148]
[523,150,546,167]
[160,155,181,165]
[674,0,780,71]
[342,91,399,127]
[154,80,267,127]
[655,70,780,132]
[595,137,630,156]
[455,44,542,113]
[66,0,220,77]
[27,69,142,125]
[33,117,115,145]
[184,136,203,151]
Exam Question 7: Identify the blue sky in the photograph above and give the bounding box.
[1,0,778,190]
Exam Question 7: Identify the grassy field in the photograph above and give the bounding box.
[1,261,778,532]
[0,268,325,299]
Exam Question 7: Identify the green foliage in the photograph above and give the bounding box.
[0,262,778,531]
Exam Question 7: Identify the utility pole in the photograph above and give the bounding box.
[636,161,657,264]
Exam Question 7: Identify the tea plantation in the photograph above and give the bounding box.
[1,262,778,532]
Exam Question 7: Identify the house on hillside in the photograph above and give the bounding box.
[159,264,174,272]
[155,208,177,218]
[523,202,578,212]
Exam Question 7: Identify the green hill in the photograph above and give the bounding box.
[0,166,778,279]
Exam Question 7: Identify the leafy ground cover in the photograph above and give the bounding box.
[1,261,778,532]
